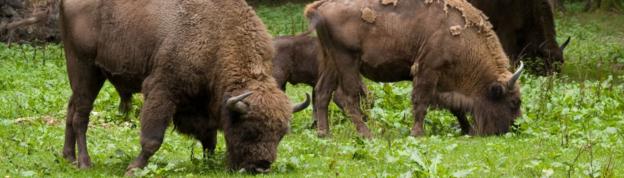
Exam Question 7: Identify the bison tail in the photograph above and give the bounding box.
[299,0,325,36]
[304,0,325,19]
[304,1,339,83]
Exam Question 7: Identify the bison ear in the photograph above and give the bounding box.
[488,83,506,100]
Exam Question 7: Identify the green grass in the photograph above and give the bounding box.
[556,6,624,81]
[1,2,623,177]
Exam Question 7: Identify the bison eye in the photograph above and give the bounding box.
[488,83,506,100]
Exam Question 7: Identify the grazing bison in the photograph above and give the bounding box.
[60,0,309,175]
[271,34,370,124]
[305,0,524,138]
[468,0,570,75]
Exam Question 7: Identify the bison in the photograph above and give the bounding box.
[272,34,320,91]
[468,0,570,75]
[305,0,524,138]
[271,34,370,125]
[60,0,309,175]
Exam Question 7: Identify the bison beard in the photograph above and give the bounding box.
[59,0,309,175]
[305,0,523,138]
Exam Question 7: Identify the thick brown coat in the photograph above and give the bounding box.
[469,0,570,75]
[305,0,523,137]
[60,0,307,175]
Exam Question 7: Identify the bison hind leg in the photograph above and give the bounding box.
[63,54,106,169]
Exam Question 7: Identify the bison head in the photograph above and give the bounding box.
[223,91,309,173]
[473,62,524,135]
[524,0,570,75]
[441,62,524,135]
[530,36,570,75]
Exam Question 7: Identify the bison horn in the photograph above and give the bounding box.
[292,93,311,113]
[560,36,571,51]
[508,61,524,89]
[226,92,253,114]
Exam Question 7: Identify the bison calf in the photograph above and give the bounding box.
[272,34,371,125]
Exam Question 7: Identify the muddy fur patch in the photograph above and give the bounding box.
[449,25,462,36]
[444,0,491,32]
[424,0,491,32]
[410,62,419,76]
[361,7,376,23]
[381,0,398,6]
[428,0,509,75]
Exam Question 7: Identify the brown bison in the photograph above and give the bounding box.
[468,0,570,75]
[272,34,321,91]
[305,0,524,138]
[271,34,370,124]
[60,0,309,175]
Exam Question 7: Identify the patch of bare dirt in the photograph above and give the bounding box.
[1,0,60,44]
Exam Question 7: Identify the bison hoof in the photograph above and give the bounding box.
[410,130,425,137]
[63,153,76,164]
[360,132,373,139]
[125,159,148,176]
[356,128,373,139]
[125,166,143,177]
[124,169,137,177]
[78,162,92,169]
[362,115,369,122]
[78,157,92,169]
[308,120,318,129]
[460,129,473,135]
[317,130,330,138]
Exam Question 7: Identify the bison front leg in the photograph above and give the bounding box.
[200,130,217,158]
[410,70,439,137]
[125,88,176,176]
[451,109,472,135]
[63,50,105,169]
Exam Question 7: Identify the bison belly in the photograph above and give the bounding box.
[359,57,412,82]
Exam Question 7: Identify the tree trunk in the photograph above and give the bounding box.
[585,0,623,12]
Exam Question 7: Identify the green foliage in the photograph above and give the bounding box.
[556,9,624,81]
[256,3,309,36]
[1,3,623,178]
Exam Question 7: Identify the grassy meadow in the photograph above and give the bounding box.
[1,2,623,177]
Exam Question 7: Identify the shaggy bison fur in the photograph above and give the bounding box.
[60,0,309,175]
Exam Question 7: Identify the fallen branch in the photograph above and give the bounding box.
[0,10,48,31]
